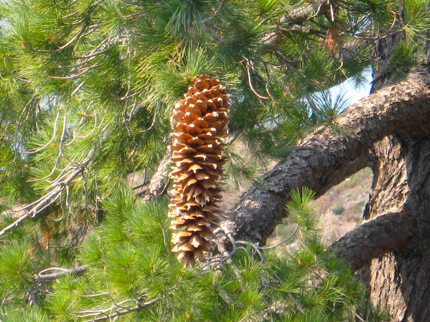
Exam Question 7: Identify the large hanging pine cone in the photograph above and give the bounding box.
[169,74,230,267]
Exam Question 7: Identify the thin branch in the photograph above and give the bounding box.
[199,22,225,44]
[196,0,226,25]
[32,23,93,54]
[52,0,77,10]
[76,113,99,139]
[3,57,28,83]
[236,240,266,262]
[243,58,270,100]
[80,293,110,299]
[136,113,157,134]
[121,11,145,19]
[34,266,88,283]
[263,60,276,101]
[34,0,104,52]
[13,96,37,159]
[260,224,299,250]
[68,297,158,322]
[202,227,237,269]
[52,54,98,69]
[25,109,62,154]
[72,80,86,95]
[28,111,68,183]
[48,62,101,79]
[0,148,95,237]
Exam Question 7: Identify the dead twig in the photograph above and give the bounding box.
[67,297,158,322]
[34,266,88,283]
[0,148,94,237]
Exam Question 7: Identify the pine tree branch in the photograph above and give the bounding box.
[195,0,226,25]
[280,0,341,25]
[0,148,94,237]
[31,0,104,53]
[219,67,430,257]
[328,211,415,271]
[135,146,171,201]
[52,0,77,10]
[3,57,28,83]
[261,0,342,52]
[67,297,158,321]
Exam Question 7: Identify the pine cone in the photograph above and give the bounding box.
[169,75,229,267]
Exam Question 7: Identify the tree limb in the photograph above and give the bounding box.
[280,0,341,25]
[135,146,171,201]
[0,148,94,237]
[69,297,158,322]
[261,0,341,52]
[328,211,415,270]
[220,68,430,254]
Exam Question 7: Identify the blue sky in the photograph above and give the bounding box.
[330,66,373,108]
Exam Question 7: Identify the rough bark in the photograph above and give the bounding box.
[355,135,430,321]
[351,16,430,319]
[224,2,430,320]
[221,67,430,249]
[135,146,171,201]
[328,210,415,271]
[217,67,430,320]
[280,0,341,24]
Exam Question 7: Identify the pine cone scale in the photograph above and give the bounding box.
[169,75,229,267]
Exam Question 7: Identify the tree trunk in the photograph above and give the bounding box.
[357,24,430,320]
[359,135,430,321]
[220,61,430,322]
[217,4,430,318]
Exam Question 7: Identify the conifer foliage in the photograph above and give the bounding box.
[0,0,419,320]
[169,75,229,267]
